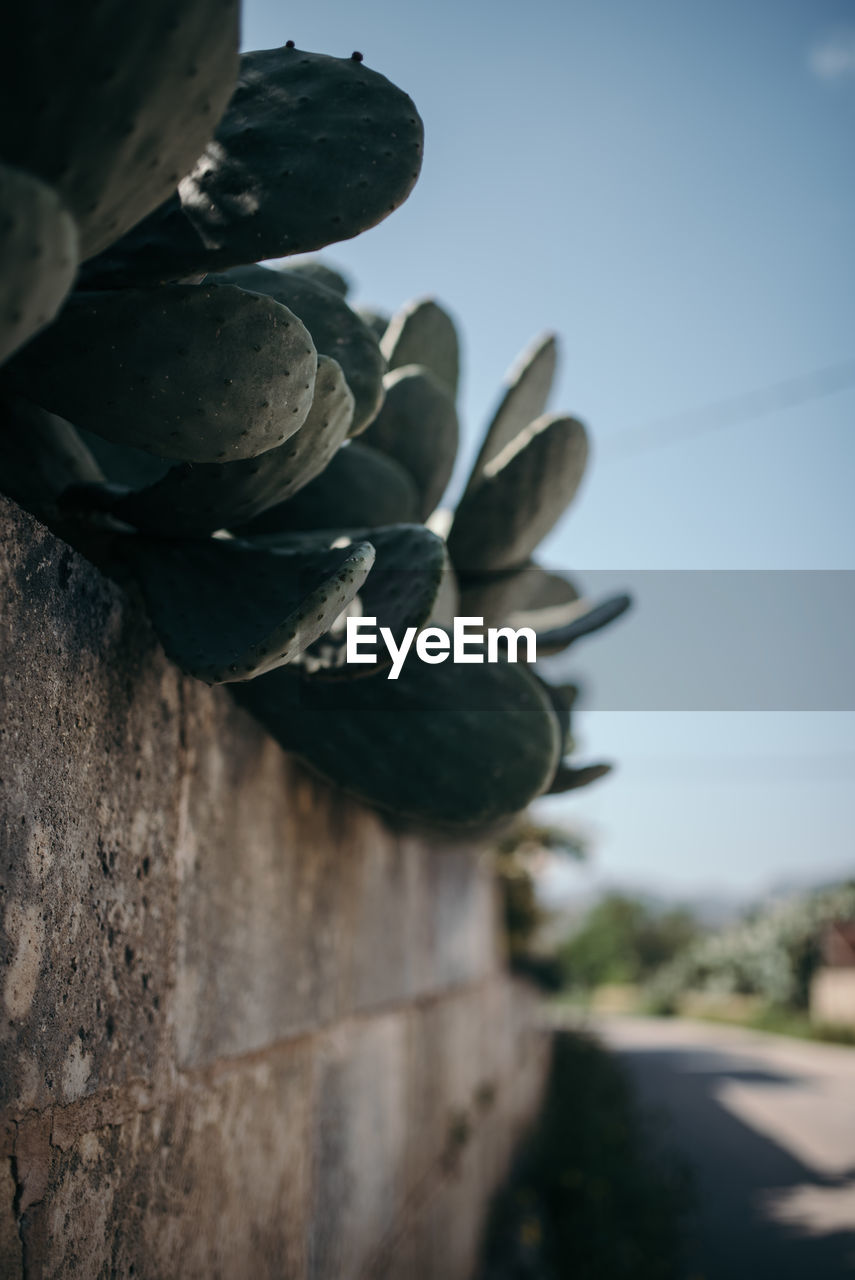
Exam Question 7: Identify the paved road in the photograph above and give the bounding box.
[572,1015,855,1279]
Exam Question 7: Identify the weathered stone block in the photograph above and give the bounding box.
[19,1044,314,1280]
[174,697,500,1066]
[0,499,181,1114]
[344,831,498,1015]
[0,497,549,1277]
[309,1013,409,1280]
[172,682,364,1064]
[0,1158,22,1279]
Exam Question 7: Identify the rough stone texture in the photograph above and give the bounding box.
[173,688,497,1068]
[0,496,548,1278]
[0,507,182,1115]
[21,1048,315,1279]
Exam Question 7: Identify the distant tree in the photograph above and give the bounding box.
[648,881,855,1012]
[495,817,587,991]
[496,819,587,862]
[560,894,699,989]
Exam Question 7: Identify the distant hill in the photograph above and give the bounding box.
[535,860,855,945]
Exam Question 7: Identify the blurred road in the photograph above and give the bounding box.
[585,1015,855,1279]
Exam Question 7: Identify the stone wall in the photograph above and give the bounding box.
[0,497,548,1279]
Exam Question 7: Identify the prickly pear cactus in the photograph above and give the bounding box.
[0,398,103,517]
[213,264,385,435]
[2,283,319,461]
[0,164,78,364]
[0,1,240,259]
[238,440,420,535]
[126,535,375,684]
[448,412,589,572]
[359,309,633,803]
[236,653,563,828]
[464,333,557,496]
[101,356,354,535]
[0,13,628,830]
[247,523,447,678]
[360,364,459,519]
[381,297,461,397]
[81,46,424,285]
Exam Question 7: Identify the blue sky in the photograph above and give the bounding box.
[243,0,854,899]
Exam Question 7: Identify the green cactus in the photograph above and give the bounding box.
[101,356,353,536]
[357,308,391,343]
[506,566,581,617]
[546,762,612,795]
[76,433,173,490]
[237,440,420,535]
[536,679,579,756]
[0,397,103,518]
[464,333,557,497]
[427,565,461,628]
[535,592,632,657]
[124,535,375,685]
[212,263,385,435]
[279,259,350,298]
[456,568,531,630]
[380,298,461,397]
[0,15,630,831]
[0,164,78,364]
[249,523,447,678]
[360,365,459,519]
[533,679,612,795]
[81,46,424,285]
[0,1,239,260]
[458,564,579,629]
[461,571,630,659]
[2,284,318,462]
[448,413,589,573]
[236,653,562,828]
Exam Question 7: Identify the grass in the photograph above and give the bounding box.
[550,987,855,1047]
[677,1001,855,1047]
[477,1029,691,1280]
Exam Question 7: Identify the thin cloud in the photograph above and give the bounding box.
[808,29,855,81]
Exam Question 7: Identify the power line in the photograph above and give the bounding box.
[601,357,855,459]
[609,751,855,783]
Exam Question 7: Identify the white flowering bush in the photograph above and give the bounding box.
[647,882,855,1013]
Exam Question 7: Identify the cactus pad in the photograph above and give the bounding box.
[0,1,239,260]
[124,534,374,684]
[357,308,391,342]
[0,164,78,366]
[2,284,318,462]
[248,523,446,677]
[212,264,384,435]
[77,432,173,490]
[458,563,578,629]
[535,678,578,757]
[448,413,589,573]
[535,593,632,657]
[380,298,460,397]
[278,259,350,298]
[237,440,419,535]
[509,566,581,617]
[465,333,557,496]
[546,761,612,795]
[0,397,103,515]
[235,652,562,827]
[428,564,460,627]
[108,356,353,535]
[360,365,459,519]
[82,45,424,283]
